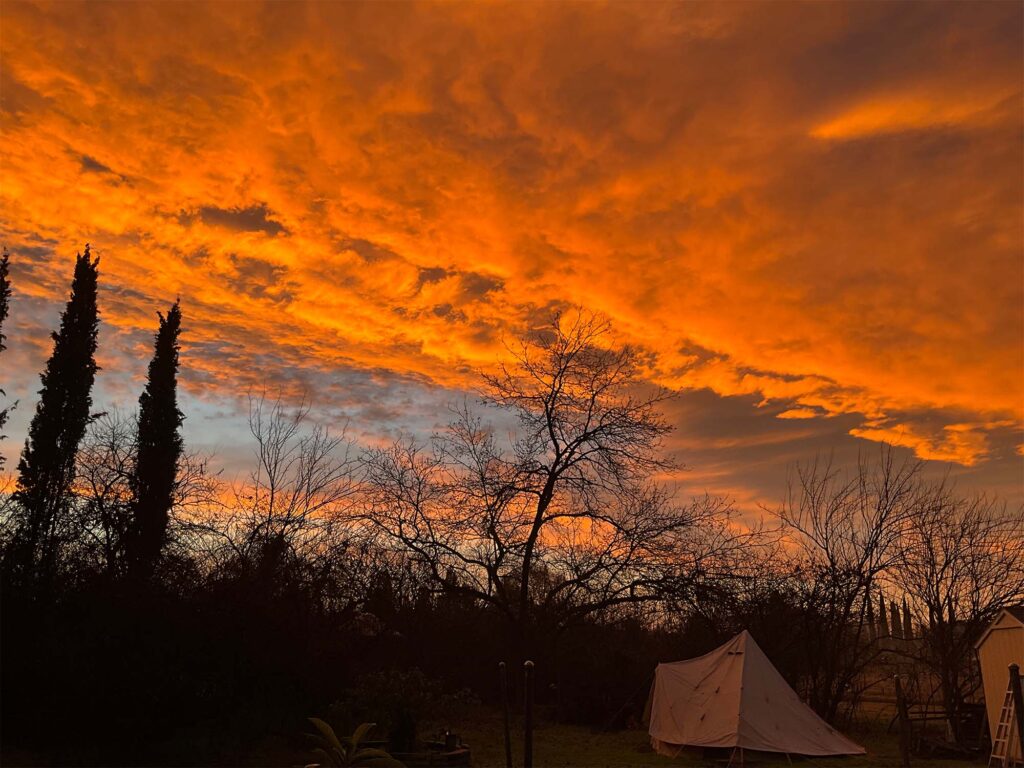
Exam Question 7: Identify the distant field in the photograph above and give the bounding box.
[423,709,977,768]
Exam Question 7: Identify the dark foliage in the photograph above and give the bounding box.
[0,247,12,467]
[1,258,1020,766]
[128,301,184,580]
[5,246,99,592]
[0,247,10,354]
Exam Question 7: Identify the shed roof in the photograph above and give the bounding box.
[974,606,1024,650]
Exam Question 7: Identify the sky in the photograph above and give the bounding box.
[1,1,1022,512]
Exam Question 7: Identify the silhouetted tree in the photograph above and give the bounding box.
[76,409,221,581]
[864,584,876,640]
[127,301,183,581]
[195,392,360,598]
[77,410,137,577]
[365,310,739,659]
[889,600,903,640]
[771,446,922,722]
[0,247,9,353]
[891,486,1024,744]
[0,247,12,470]
[5,246,99,591]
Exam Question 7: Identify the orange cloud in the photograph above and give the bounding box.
[850,422,987,467]
[0,0,1020,486]
[811,89,1016,139]
[776,408,822,420]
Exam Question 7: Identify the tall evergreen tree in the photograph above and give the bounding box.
[902,596,913,640]
[889,600,903,640]
[7,246,100,588]
[0,247,10,353]
[127,301,183,580]
[865,585,876,641]
[0,248,12,468]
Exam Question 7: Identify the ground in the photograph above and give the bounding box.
[1,707,979,766]
[421,710,977,768]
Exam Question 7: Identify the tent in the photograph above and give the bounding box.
[647,630,865,758]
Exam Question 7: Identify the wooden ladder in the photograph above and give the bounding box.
[990,683,1022,768]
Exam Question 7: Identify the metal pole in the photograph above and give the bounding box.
[894,674,911,767]
[524,660,535,768]
[1010,664,1024,756]
[499,662,513,768]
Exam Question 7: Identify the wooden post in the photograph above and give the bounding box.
[499,662,513,768]
[1010,664,1024,756]
[524,660,535,768]
[894,674,911,767]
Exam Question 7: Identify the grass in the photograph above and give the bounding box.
[421,708,979,768]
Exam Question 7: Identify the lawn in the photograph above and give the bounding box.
[421,709,978,768]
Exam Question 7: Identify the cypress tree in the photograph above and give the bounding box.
[0,247,10,353]
[889,600,903,640]
[8,246,100,588]
[127,301,183,580]
[0,248,12,468]
[865,585,876,640]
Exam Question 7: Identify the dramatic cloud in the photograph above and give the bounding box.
[1,1,1020,506]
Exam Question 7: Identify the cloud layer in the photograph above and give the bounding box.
[1,1,1021,504]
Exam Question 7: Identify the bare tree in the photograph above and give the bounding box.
[76,411,137,578]
[364,311,738,656]
[771,446,923,722]
[193,392,361,599]
[75,410,221,581]
[890,485,1024,744]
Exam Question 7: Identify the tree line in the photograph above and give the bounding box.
[0,247,1021,765]
[1,246,183,594]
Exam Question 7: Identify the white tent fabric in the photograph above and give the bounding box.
[648,630,866,757]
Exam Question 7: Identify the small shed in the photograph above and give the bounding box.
[975,606,1024,763]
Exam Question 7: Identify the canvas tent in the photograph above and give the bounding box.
[647,630,865,757]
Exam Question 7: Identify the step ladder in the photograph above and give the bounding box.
[989,682,1023,768]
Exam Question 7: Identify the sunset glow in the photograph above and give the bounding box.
[2,1,1021,508]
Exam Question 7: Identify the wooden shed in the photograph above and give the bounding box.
[976,606,1024,763]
